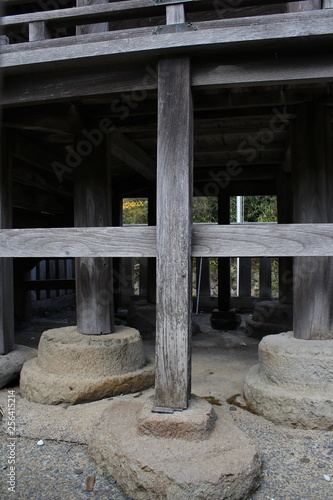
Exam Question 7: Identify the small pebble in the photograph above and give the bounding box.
[318,463,326,468]
[324,475,331,482]
[86,474,96,492]
[37,440,44,446]
[74,468,84,475]
[229,406,237,412]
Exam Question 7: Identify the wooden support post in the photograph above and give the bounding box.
[292,104,333,340]
[277,162,293,305]
[147,189,156,304]
[74,135,114,334]
[259,258,272,299]
[155,55,193,410]
[0,132,14,355]
[112,195,122,313]
[29,21,50,42]
[238,258,252,297]
[76,0,109,35]
[218,193,231,311]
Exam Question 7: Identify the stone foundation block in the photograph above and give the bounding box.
[89,397,261,500]
[20,326,154,405]
[244,332,333,429]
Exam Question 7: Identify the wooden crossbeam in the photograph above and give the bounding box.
[0,224,333,258]
[2,10,333,72]
[111,131,156,181]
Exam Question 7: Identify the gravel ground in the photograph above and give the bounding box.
[0,312,332,499]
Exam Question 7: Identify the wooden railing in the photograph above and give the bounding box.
[2,0,329,46]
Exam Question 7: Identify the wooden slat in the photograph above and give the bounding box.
[1,224,333,259]
[192,224,333,257]
[0,226,157,257]
[193,54,333,89]
[3,0,156,27]
[29,21,51,42]
[155,56,193,410]
[238,258,252,297]
[3,10,333,72]
[76,0,109,36]
[259,257,272,298]
[287,0,321,12]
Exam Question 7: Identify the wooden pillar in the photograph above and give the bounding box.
[112,195,122,313]
[155,50,193,409]
[292,103,333,340]
[0,131,14,354]
[277,161,294,304]
[74,135,114,334]
[147,189,156,304]
[218,193,231,311]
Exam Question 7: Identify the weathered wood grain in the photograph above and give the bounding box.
[192,224,333,257]
[0,131,14,355]
[29,21,51,42]
[2,223,333,259]
[74,134,115,334]
[155,56,193,410]
[287,0,321,12]
[3,10,333,72]
[292,105,333,340]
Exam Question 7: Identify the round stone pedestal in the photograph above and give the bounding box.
[244,332,333,429]
[20,326,154,405]
[89,395,261,500]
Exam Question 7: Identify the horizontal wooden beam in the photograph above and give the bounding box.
[0,226,157,257]
[2,10,333,74]
[0,223,333,258]
[192,224,333,257]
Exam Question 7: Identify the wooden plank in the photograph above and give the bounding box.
[76,0,109,35]
[324,0,333,7]
[155,56,193,410]
[111,132,156,181]
[191,224,333,257]
[3,223,333,259]
[3,10,333,73]
[2,65,158,106]
[193,54,333,89]
[3,0,157,27]
[292,104,333,340]
[166,3,185,24]
[0,130,15,354]
[0,226,157,257]
[74,134,114,334]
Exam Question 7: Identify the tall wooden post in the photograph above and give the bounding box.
[292,103,333,340]
[74,135,114,334]
[147,189,156,304]
[76,0,109,35]
[155,51,193,409]
[277,162,293,305]
[218,193,231,312]
[0,131,14,354]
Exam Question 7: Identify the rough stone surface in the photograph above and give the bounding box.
[137,395,217,440]
[244,332,333,429]
[20,326,154,404]
[246,301,293,338]
[89,398,261,500]
[36,325,146,377]
[0,345,37,388]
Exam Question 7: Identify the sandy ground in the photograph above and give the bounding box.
[0,312,332,499]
